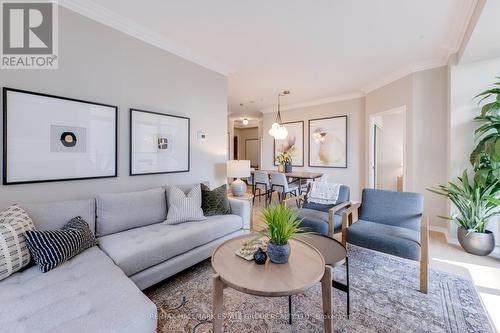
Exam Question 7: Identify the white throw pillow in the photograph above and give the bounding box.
[0,205,36,281]
[164,185,206,225]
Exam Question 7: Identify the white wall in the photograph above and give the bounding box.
[262,98,365,200]
[412,67,449,230]
[449,57,500,246]
[0,7,228,207]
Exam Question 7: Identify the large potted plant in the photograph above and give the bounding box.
[429,77,500,255]
[428,170,498,255]
[260,205,304,264]
[276,150,293,173]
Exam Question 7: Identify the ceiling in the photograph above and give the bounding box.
[63,0,477,118]
[460,0,500,64]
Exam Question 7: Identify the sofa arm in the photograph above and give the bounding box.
[229,198,251,230]
[327,201,351,238]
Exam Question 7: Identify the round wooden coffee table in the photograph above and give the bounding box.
[211,234,334,332]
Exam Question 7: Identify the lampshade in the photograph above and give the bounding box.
[226,160,251,178]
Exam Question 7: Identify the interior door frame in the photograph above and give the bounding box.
[373,123,382,188]
[368,106,407,191]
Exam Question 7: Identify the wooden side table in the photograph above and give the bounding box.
[227,193,254,230]
[211,234,333,332]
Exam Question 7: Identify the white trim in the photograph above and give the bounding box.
[58,0,231,76]
[260,91,364,113]
[363,59,448,94]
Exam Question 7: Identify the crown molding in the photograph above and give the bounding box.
[58,0,231,76]
[260,91,365,113]
[362,57,449,94]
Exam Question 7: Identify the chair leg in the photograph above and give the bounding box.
[288,295,292,325]
[346,257,350,318]
[420,216,429,294]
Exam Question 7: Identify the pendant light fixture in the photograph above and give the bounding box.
[269,90,290,140]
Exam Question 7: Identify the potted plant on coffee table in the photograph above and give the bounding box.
[260,205,304,264]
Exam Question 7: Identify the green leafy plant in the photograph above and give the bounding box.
[260,205,304,245]
[428,170,499,233]
[471,77,500,189]
[275,149,294,166]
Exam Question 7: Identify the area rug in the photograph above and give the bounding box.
[146,245,493,333]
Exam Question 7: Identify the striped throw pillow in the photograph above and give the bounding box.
[25,216,96,273]
[0,205,35,281]
[164,184,206,225]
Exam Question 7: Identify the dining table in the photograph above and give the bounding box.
[250,170,324,194]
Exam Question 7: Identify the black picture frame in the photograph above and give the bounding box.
[3,87,118,185]
[129,108,190,176]
[273,120,305,167]
[308,115,348,168]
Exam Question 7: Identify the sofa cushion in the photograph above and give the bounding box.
[25,217,96,273]
[298,208,342,235]
[99,214,242,276]
[96,188,166,237]
[347,220,421,261]
[0,246,156,333]
[21,199,96,234]
[164,185,205,225]
[0,205,35,281]
[201,183,230,216]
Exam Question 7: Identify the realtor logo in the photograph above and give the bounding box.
[1,0,58,69]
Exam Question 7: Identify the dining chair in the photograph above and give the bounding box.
[252,171,271,205]
[270,172,299,204]
[341,189,429,293]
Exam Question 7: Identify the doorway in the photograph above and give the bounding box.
[369,106,406,191]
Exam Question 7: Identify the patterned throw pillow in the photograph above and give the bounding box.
[200,183,230,216]
[0,205,35,281]
[164,184,206,225]
[25,216,96,273]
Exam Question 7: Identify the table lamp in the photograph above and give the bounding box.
[226,160,251,196]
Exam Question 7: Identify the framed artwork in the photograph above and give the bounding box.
[130,108,190,175]
[3,87,117,185]
[273,121,304,166]
[308,116,347,168]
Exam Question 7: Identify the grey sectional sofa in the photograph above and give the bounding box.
[0,184,249,333]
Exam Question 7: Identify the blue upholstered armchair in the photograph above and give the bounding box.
[342,189,429,293]
[284,184,351,238]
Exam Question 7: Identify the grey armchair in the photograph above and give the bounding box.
[342,189,429,293]
[284,184,351,238]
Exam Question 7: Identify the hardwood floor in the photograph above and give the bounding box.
[250,194,500,332]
